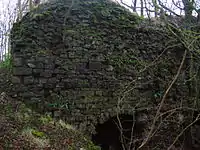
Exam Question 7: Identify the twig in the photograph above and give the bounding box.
[137,49,187,149]
[167,114,200,150]
[116,111,127,150]
[139,43,182,73]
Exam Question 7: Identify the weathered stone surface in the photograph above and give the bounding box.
[11,76,21,84]
[13,67,32,75]
[47,78,57,84]
[33,68,43,74]
[23,76,34,85]
[88,61,102,71]
[39,78,47,84]
[9,0,197,149]
[44,64,55,69]
[35,62,44,69]
[106,65,114,71]
[40,70,53,77]
[19,91,35,98]
[27,63,36,68]
[13,57,23,66]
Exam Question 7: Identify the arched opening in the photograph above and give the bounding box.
[92,114,145,150]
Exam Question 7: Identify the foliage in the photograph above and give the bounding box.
[39,115,53,124]
[31,129,45,138]
[0,54,12,69]
[84,139,101,150]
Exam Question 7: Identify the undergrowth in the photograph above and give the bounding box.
[0,92,100,150]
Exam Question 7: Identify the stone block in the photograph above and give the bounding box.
[23,76,34,85]
[54,69,65,74]
[11,76,21,84]
[68,52,75,58]
[77,79,90,88]
[62,79,75,89]
[55,58,62,65]
[27,63,36,68]
[44,64,55,69]
[13,57,23,66]
[36,56,45,62]
[62,65,69,71]
[20,91,35,98]
[33,69,43,74]
[56,83,65,88]
[40,70,53,77]
[106,65,114,71]
[44,58,54,64]
[76,63,87,73]
[95,90,103,96]
[47,77,57,84]
[15,85,28,92]
[39,78,47,84]
[13,67,32,75]
[30,97,41,102]
[88,61,102,71]
[35,62,44,69]
[44,83,55,89]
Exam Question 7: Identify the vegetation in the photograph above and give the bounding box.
[0,92,100,149]
[0,54,12,70]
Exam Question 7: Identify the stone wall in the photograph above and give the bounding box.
[10,0,196,148]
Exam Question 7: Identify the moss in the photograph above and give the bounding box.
[84,140,101,150]
[39,115,53,124]
[42,10,52,16]
[37,49,47,55]
[32,13,43,19]
[107,54,141,72]
[31,129,45,138]
[21,128,50,148]
[65,29,77,35]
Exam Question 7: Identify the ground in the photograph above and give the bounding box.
[0,68,100,150]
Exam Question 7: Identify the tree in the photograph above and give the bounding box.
[118,0,199,27]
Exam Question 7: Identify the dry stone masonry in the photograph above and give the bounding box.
[10,0,200,149]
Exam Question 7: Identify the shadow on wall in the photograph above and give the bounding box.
[92,114,145,150]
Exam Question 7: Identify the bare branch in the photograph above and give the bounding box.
[172,0,184,10]
[132,0,137,12]
[157,0,181,16]
[138,47,187,149]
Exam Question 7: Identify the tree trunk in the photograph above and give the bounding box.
[17,0,22,21]
[197,9,200,24]
[140,0,144,17]
[182,0,194,25]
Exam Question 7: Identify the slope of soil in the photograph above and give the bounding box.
[0,69,100,150]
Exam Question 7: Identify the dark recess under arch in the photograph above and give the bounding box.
[92,114,145,150]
